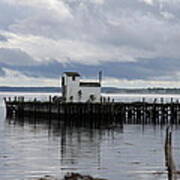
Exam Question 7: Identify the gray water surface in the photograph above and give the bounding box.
[1,93,180,180]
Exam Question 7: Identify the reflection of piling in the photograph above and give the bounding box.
[164,127,177,180]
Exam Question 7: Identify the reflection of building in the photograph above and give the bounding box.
[61,72,101,103]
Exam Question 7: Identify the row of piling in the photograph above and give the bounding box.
[4,96,180,124]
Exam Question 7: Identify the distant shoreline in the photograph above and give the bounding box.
[0,86,180,94]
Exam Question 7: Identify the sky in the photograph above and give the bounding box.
[0,0,180,88]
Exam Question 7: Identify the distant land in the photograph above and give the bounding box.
[1,86,180,94]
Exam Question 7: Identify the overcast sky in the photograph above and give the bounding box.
[0,0,180,87]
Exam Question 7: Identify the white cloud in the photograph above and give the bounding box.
[3,0,73,19]
[142,0,154,5]
[92,0,105,4]
[2,0,180,65]
[0,32,138,64]
[0,68,58,87]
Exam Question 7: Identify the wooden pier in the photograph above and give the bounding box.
[4,96,180,124]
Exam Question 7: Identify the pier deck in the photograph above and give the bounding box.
[4,97,180,124]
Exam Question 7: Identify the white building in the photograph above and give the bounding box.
[61,72,101,103]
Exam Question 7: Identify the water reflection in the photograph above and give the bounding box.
[3,111,180,180]
[5,116,124,179]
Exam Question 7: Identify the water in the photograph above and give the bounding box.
[103,93,180,103]
[1,93,180,180]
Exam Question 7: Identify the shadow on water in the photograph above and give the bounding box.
[6,115,124,168]
[6,115,124,134]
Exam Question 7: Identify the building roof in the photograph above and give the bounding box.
[80,82,101,87]
[64,72,80,77]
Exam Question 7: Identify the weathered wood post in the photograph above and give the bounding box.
[170,98,175,124]
[58,102,60,120]
[33,98,37,121]
[49,96,52,119]
[21,96,24,118]
[100,96,103,104]
[161,98,165,124]
[3,97,9,117]
[176,100,180,124]
[164,127,177,180]
[152,98,157,124]
[136,104,141,124]
[107,97,110,103]
[3,97,6,102]
[142,97,146,124]
[174,100,178,124]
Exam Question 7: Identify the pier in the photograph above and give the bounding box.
[4,96,180,125]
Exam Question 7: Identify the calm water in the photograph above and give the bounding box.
[1,93,180,180]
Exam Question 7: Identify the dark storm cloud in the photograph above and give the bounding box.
[6,60,65,78]
[0,48,37,66]
[0,56,179,81]
[0,68,5,77]
[62,58,180,81]
[0,35,7,42]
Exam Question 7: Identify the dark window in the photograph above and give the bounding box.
[62,77,65,86]
[72,76,76,81]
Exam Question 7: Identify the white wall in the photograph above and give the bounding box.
[65,75,80,102]
[80,86,101,103]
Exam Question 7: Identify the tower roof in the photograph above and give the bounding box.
[64,72,80,77]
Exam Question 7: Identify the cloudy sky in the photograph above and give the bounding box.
[0,0,180,88]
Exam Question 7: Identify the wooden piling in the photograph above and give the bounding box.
[5,96,180,125]
[164,127,177,180]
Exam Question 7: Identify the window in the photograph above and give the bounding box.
[70,96,74,102]
[62,77,65,86]
[72,76,76,81]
